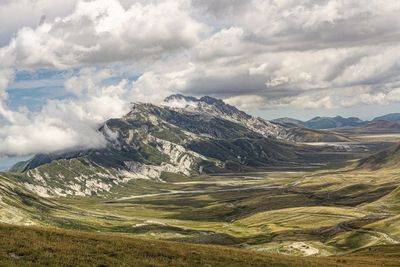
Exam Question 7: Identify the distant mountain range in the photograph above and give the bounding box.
[273,113,400,130]
[8,94,349,198]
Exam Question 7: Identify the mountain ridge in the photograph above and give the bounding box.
[273,115,366,129]
[273,112,400,130]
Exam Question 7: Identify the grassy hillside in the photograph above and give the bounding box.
[357,144,400,169]
[0,175,59,225]
[4,143,400,262]
[3,165,400,256]
[1,224,400,267]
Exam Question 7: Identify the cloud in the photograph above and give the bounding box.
[2,0,400,103]
[64,68,112,96]
[224,95,266,110]
[0,0,77,46]
[0,68,132,156]
[0,68,14,99]
[1,0,208,68]
[197,0,400,49]
[1,0,400,156]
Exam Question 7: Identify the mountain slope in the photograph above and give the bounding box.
[271,117,305,127]
[164,95,351,142]
[373,113,400,122]
[356,144,400,169]
[163,94,290,139]
[0,174,58,225]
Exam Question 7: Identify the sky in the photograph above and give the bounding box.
[1,0,400,164]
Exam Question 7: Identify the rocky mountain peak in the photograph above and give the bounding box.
[199,96,223,105]
[163,94,251,120]
[164,94,198,103]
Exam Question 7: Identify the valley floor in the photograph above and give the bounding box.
[3,165,400,258]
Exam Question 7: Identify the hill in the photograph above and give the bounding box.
[0,224,399,267]
[0,174,59,225]
[357,144,400,169]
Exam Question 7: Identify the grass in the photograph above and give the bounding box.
[239,206,366,232]
[1,224,400,267]
[3,158,400,258]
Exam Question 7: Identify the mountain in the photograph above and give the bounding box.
[357,143,400,169]
[281,113,400,130]
[164,95,350,142]
[6,95,292,197]
[8,95,352,198]
[373,113,400,122]
[336,120,400,135]
[272,115,366,129]
[304,116,365,129]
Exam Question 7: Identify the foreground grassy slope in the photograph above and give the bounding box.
[1,224,400,267]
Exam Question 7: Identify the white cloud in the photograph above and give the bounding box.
[0,0,208,68]
[1,0,400,156]
[65,68,112,96]
[387,88,400,102]
[288,95,333,109]
[0,68,132,156]
[224,95,266,110]
[130,61,197,103]
[0,68,14,99]
[195,27,246,60]
[0,0,77,45]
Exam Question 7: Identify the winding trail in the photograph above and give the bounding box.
[338,217,400,244]
[357,229,400,244]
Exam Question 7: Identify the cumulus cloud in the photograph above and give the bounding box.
[1,0,400,156]
[171,0,400,110]
[0,68,14,99]
[0,68,132,156]
[0,0,77,46]
[1,0,208,68]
